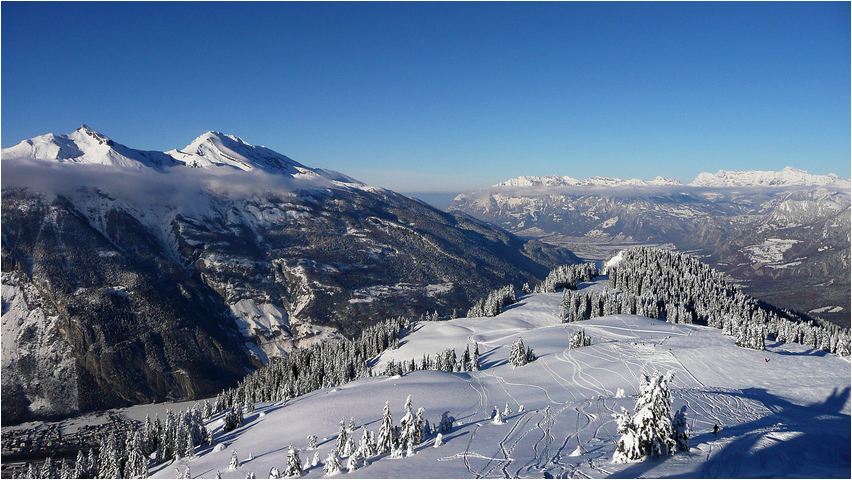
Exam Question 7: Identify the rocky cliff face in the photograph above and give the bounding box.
[1,128,578,425]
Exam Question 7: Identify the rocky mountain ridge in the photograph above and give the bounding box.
[1,127,578,425]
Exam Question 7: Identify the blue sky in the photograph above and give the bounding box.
[3,2,849,194]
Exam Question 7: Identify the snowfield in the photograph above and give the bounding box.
[145,280,850,479]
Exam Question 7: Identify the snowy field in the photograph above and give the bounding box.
[136,279,851,479]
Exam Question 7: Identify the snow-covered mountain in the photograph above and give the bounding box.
[494,167,849,189]
[690,166,851,188]
[496,175,683,188]
[450,169,851,328]
[46,276,847,479]
[1,127,578,425]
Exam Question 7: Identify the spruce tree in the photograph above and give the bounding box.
[322,450,342,476]
[376,400,395,454]
[283,446,302,477]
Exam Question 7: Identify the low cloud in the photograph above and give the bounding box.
[1,159,340,215]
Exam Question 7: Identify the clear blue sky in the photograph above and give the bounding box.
[3,2,849,193]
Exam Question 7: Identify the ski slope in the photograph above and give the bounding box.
[148,280,850,478]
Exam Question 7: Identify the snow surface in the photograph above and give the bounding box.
[139,279,849,479]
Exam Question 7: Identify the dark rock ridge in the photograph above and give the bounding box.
[0,127,578,425]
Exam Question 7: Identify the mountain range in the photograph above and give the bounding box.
[1,127,577,425]
[450,169,851,327]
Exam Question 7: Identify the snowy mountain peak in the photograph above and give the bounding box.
[3,127,364,186]
[495,175,682,188]
[689,167,850,188]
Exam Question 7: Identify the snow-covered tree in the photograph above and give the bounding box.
[40,457,55,479]
[229,449,241,471]
[438,411,454,433]
[356,428,375,459]
[269,467,281,479]
[672,406,690,452]
[503,402,513,416]
[283,445,303,477]
[376,401,395,454]
[471,343,481,371]
[493,406,504,425]
[335,418,348,456]
[509,337,529,367]
[569,328,592,349]
[613,371,678,463]
[307,435,318,450]
[345,451,361,472]
[322,450,342,476]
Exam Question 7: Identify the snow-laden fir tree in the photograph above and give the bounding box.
[503,402,513,416]
[493,406,504,425]
[345,451,361,472]
[125,431,149,479]
[471,343,480,371]
[283,445,302,477]
[356,428,376,459]
[269,467,281,478]
[672,406,690,452]
[40,456,55,479]
[569,328,592,349]
[59,458,72,480]
[335,418,348,456]
[322,450,343,476]
[229,449,241,471]
[73,450,87,479]
[399,395,420,456]
[438,411,454,433]
[307,435,318,450]
[98,431,121,479]
[612,371,678,463]
[348,417,356,433]
[311,451,320,467]
[376,400,395,454]
[434,432,444,447]
[509,337,529,367]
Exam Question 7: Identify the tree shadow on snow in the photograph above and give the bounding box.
[606,386,850,479]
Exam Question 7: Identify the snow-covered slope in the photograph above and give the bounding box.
[690,166,851,188]
[141,279,850,479]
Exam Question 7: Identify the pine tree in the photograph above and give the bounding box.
[307,435,318,450]
[509,337,528,367]
[98,431,120,479]
[126,432,149,479]
[335,418,348,456]
[503,402,513,416]
[672,406,690,452]
[40,457,55,479]
[59,458,72,479]
[322,450,342,476]
[356,428,375,459]
[229,449,241,471]
[376,400,395,454]
[471,343,480,371]
[283,445,302,477]
[73,449,87,479]
[493,406,504,425]
[613,371,677,463]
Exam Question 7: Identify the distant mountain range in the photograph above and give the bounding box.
[450,169,851,327]
[494,167,850,189]
[1,126,577,425]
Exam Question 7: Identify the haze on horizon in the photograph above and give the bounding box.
[2,2,849,195]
